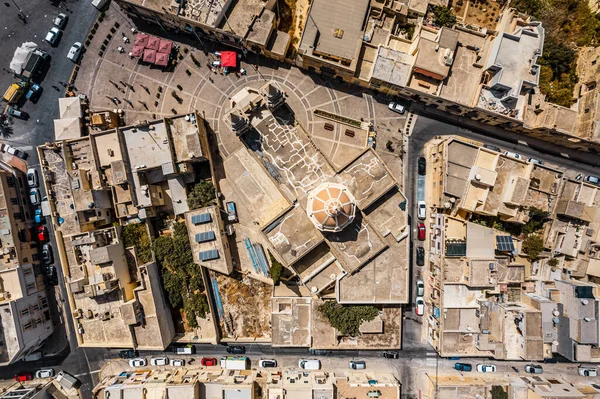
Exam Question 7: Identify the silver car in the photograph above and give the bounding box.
[45,27,62,46]
[29,188,41,206]
[67,42,82,62]
[53,13,68,29]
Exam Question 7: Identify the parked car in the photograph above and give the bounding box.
[41,244,53,264]
[35,369,55,378]
[30,188,41,206]
[483,144,501,152]
[45,27,62,46]
[128,358,147,367]
[584,175,600,186]
[382,351,398,359]
[67,42,82,62]
[14,372,33,382]
[454,363,472,372]
[388,102,405,114]
[476,364,496,373]
[201,357,217,367]
[170,359,185,367]
[91,0,109,10]
[578,367,597,377]
[54,13,68,29]
[27,168,38,187]
[418,157,426,175]
[37,226,49,242]
[6,146,28,159]
[527,158,544,165]
[417,201,427,220]
[150,357,169,366]
[416,247,425,266]
[25,83,42,102]
[416,280,424,297]
[119,349,139,359]
[226,345,246,354]
[417,223,426,241]
[503,151,522,160]
[258,359,277,368]
[298,359,320,370]
[46,266,58,285]
[415,297,424,316]
[524,364,543,374]
[349,360,366,370]
[7,106,29,120]
[35,209,44,224]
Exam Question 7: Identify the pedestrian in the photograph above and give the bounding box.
[112,97,120,104]
[52,85,61,91]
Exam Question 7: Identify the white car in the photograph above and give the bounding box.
[416,280,424,297]
[503,151,522,160]
[388,102,405,114]
[578,367,597,377]
[67,42,83,62]
[27,168,39,188]
[150,357,169,366]
[30,188,41,206]
[476,364,496,373]
[45,27,62,46]
[417,201,427,220]
[35,369,55,378]
[129,358,147,367]
[527,158,543,165]
[170,359,185,367]
[415,297,424,316]
[53,13,68,29]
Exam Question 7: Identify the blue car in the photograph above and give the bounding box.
[34,209,44,224]
[25,84,41,102]
[454,363,472,372]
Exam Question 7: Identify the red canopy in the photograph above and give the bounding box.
[155,52,169,67]
[134,33,149,47]
[158,39,172,54]
[220,51,237,67]
[131,44,145,57]
[143,48,157,64]
[147,36,160,50]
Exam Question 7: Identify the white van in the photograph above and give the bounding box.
[91,0,109,9]
[174,346,195,355]
[298,359,320,370]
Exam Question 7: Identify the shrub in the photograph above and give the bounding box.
[121,223,152,264]
[548,257,559,267]
[318,301,379,336]
[522,234,544,260]
[433,6,457,28]
[491,386,508,399]
[268,251,283,285]
[187,180,216,209]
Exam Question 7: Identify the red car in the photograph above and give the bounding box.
[201,357,217,367]
[14,372,33,382]
[418,223,426,241]
[37,226,49,242]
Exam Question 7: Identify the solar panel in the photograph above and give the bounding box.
[199,249,219,261]
[191,213,211,225]
[195,231,216,243]
[496,235,515,252]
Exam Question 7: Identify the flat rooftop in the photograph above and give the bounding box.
[168,114,205,162]
[93,130,123,168]
[299,0,369,61]
[185,206,230,275]
[219,0,266,37]
[371,47,413,88]
[121,120,172,170]
[271,297,311,347]
[444,140,479,198]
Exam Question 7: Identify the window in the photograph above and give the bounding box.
[10,198,18,205]
[35,318,42,325]
[39,296,48,308]
[32,304,39,312]
[26,283,35,291]
[13,212,22,220]
[22,322,32,331]
[6,176,15,187]
[20,308,29,317]
[18,177,23,187]
[23,267,32,275]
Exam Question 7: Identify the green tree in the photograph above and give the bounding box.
[318,301,379,336]
[491,386,508,399]
[522,234,545,260]
[121,223,152,264]
[523,207,550,235]
[548,257,559,267]
[187,180,216,209]
[433,6,457,28]
[268,251,283,285]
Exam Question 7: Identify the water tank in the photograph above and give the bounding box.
[552,317,559,324]
[311,286,318,293]
[552,310,560,317]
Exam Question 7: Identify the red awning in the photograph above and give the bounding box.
[131,44,145,57]
[155,52,169,67]
[147,36,160,50]
[158,39,172,54]
[134,33,149,47]
[143,48,157,64]
[220,51,237,67]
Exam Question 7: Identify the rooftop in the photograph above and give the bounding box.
[121,121,172,171]
[371,46,413,88]
[299,0,370,62]
[185,206,232,275]
[413,28,458,80]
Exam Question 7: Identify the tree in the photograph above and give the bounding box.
[491,386,508,399]
[522,234,545,260]
[548,257,559,267]
[269,251,283,285]
[121,223,152,264]
[187,180,216,209]
[318,301,379,337]
[523,207,550,235]
[433,6,457,28]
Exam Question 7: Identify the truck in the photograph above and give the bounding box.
[56,371,81,390]
[9,43,49,82]
[220,356,249,370]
